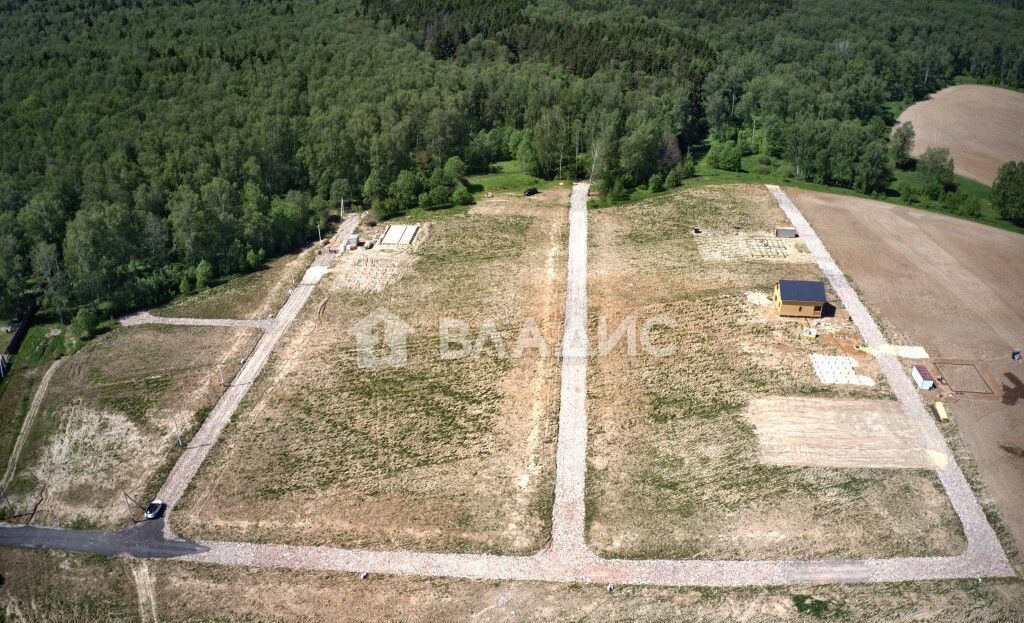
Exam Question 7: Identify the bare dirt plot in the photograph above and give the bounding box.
[788,186,1024,552]
[174,188,570,554]
[586,184,963,560]
[936,362,996,395]
[331,224,430,293]
[470,185,572,218]
[746,397,929,469]
[696,233,812,263]
[154,248,315,320]
[7,548,1024,623]
[2,324,258,529]
[897,84,1024,185]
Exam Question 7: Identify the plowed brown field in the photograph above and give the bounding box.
[897,84,1024,185]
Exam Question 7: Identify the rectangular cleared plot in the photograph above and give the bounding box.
[746,397,929,469]
[936,363,993,394]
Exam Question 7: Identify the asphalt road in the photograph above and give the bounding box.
[0,518,205,558]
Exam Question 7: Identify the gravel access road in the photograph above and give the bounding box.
[119,312,276,331]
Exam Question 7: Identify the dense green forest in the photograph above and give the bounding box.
[2,0,1023,319]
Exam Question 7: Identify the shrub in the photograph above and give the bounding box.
[677,152,696,179]
[924,179,945,201]
[664,168,680,188]
[890,122,915,169]
[648,172,664,192]
[992,161,1024,225]
[894,180,913,201]
[706,141,742,171]
[195,260,213,291]
[72,306,98,340]
[422,184,452,209]
[452,187,474,206]
[917,146,955,192]
[958,197,982,218]
[245,247,265,270]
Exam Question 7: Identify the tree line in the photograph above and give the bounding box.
[2,0,1024,320]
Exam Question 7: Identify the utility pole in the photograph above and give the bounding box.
[172,416,184,449]
[216,363,226,387]
[317,223,322,243]
[123,490,145,524]
[0,485,14,514]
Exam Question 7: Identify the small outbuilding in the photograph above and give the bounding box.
[775,226,798,238]
[774,280,827,318]
[911,364,935,390]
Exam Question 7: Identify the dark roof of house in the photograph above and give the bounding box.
[778,280,826,302]
[912,364,934,381]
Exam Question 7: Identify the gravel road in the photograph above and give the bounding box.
[549,182,594,563]
[119,312,276,331]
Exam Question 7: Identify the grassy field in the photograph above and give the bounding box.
[467,160,559,195]
[0,365,44,481]
[0,549,138,621]
[174,189,569,554]
[585,184,964,560]
[154,249,315,320]
[0,323,83,503]
[3,547,1024,622]
[2,324,259,529]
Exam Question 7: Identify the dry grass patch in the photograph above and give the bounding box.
[175,189,569,554]
[586,184,964,560]
[154,249,314,320]
[148,561,1024,622]
[4,324,258,529]
[0,549,137,621]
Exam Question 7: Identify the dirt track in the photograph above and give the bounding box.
[897,84,1024,185]
[788,187,1024,552]
[0,358,62,487]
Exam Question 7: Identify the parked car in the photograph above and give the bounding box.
[144,499,166,520]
